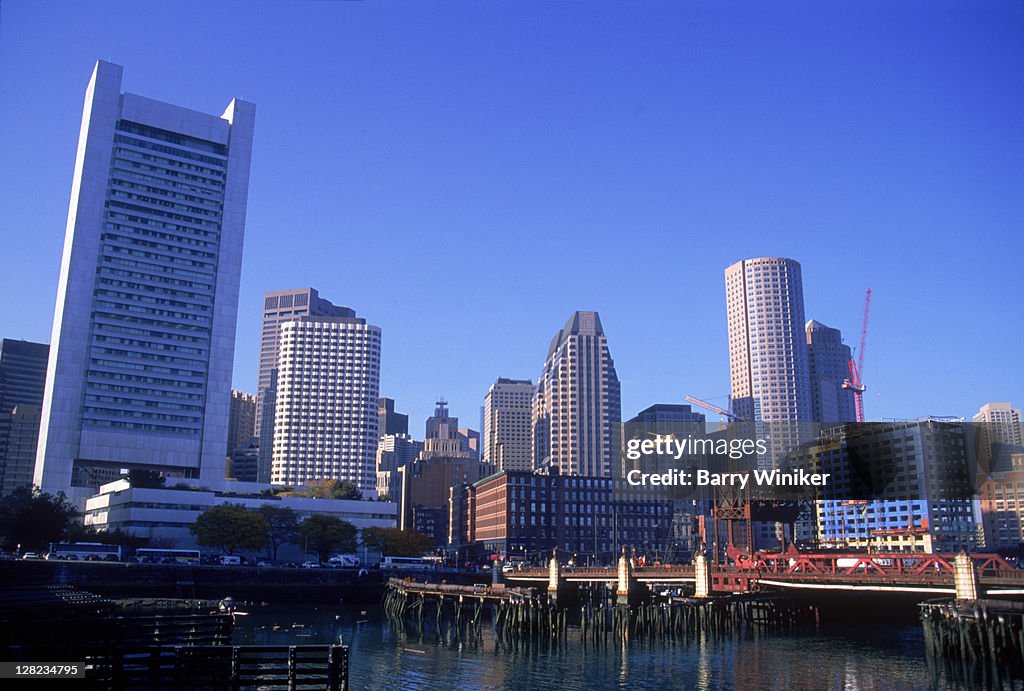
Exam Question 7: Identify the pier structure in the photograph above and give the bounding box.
[383,577,818,641]
[920,598,1024,683]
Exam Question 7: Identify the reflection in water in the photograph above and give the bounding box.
[231,603,1017,690]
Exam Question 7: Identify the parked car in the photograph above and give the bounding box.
[327,554,360,568]
[21,552,39,560]
[301,561,321,569]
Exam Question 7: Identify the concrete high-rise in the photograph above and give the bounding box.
[395,401,483,544]
[227,390,257,457]
[725,258,813,456]
[973,402,1023,447]
[378,397,409,437]
[0,340,49,495]
[269,314,381,493]
[532,311,621,477]
[806,419,981,553]
[256,288,354,482]
[375,433,422,499]
[425,400,459,445]
[622,403,707,474]
[35,61,255,498]
[805,320,856,423]
[483,378,535,471]
[974,402,1024,475]
[457,428,481,460]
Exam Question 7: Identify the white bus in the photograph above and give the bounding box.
[46,542,122,562]
[135,548,201,564]
[380,556,436,571]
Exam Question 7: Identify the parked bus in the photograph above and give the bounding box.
[46,542,122,562]
[134,548,201,564]
[380,556,436,571]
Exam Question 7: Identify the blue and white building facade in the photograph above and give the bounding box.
[807,419,982,553]
[35,61,255,499]
[84,479,397,554]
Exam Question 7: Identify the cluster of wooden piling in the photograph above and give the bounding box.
[920,599,1024,683]
[383,584,488,636]
[494,597,568,642]
[577,596,818,641]
[384,581,567,641]
[383,579,818,645]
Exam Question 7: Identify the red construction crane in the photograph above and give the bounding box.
[842,289,872,422]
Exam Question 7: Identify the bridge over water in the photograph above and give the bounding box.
[504,552,1024,599]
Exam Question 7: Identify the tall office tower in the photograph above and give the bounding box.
[532,311,621,477]
[622,404,707,471]
[974,402,1023,447]
[35,61,255,497]
[626,403,706,429]
[227,390,257,457]
[980,453,1024,550]
[425,400,459,442]
[377,434,423,473]
[458,428,481,460]
[394,402,478,543]
[483,378,536,471]
[805,320,856,423]
[378,397,409,437]
[725,258,813,456]
[0,340,49,495]
[270,314,381,493]
[375,433,423,499]
[256,288,354,482]
[973,402,1024,474]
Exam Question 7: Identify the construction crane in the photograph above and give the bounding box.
[842,288,872,422]
[684,395,746,423]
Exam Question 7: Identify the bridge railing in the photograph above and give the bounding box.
[505,556,1024,587]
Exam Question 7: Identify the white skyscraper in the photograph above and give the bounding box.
[725,257,813,456]
[726,258,817,549]
[256,288,354,482]
[532,311,621,477]
[35,61,255,498]
[270,315,381,493]
[483,378,535,471]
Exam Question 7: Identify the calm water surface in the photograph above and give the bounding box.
[230,602,1011,690]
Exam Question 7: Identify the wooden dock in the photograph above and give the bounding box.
[84,644,348,690]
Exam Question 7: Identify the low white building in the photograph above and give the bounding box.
[84,479,397,553]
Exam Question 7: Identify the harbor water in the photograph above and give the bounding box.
[229,602,992,690]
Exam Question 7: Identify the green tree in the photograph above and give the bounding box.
[302,479,363,500]
[258,504,299,561]
[0,486,81,553]
[299,514,357,563]
[361,527,433,557]
[96,527,148,553]
[190,503,268,555]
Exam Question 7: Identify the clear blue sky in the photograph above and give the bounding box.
[1,1,1022,430]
